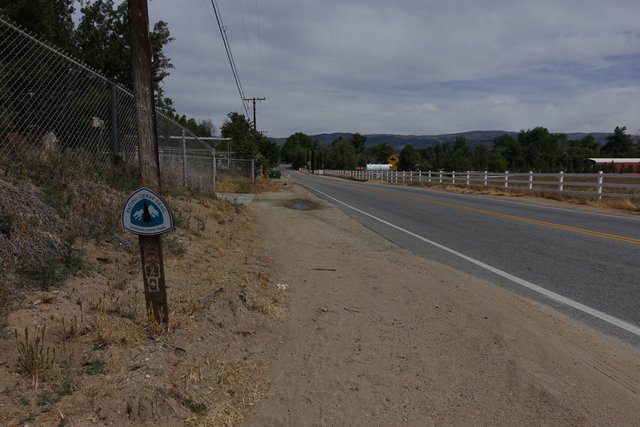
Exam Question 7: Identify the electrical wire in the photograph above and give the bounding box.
[238,0,256,92]
[210,0,250,117]
[254,0,268,131]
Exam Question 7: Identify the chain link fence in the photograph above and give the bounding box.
[0,16,254,193]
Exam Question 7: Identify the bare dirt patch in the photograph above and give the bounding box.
[244,184,640,426]
[281,198,323,211]
[0,191,287,426]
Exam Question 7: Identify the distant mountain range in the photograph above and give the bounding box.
[273,130,611,150]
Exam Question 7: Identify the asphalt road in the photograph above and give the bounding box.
[289,171,640,348]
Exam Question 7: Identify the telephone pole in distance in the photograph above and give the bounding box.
[243,97,266,131]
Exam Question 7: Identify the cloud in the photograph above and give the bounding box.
[147,0,640,137]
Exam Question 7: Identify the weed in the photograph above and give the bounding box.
[57,356,75,396]
[19,236,83,290]
[15,324,56,385]
[0,318,9,339]
[105,163,140,192]
[172,208,186,229]
[187,400,207,414]
[163,235,186,257]
[20,396,30,406]
[39,293,56,304]
[83,359,106,375]
[60,312,84,341]
[249,295,285,319]
[91,314,144,347]
[37,390,60,407]
[171,390,208,415]
[0,274,13,338]
[0,213,16,237]
[89,288,138,321]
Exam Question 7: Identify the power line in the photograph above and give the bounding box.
[209,0,250,117]
[254,0,267,128]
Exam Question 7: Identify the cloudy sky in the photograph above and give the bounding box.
[148,0,640,138]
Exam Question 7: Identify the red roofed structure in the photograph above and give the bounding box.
[589,158,640,173]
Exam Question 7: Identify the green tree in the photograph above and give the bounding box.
[282,132,313,165]
[602,126,633,156]
[350,133,367,154]
[289,145,308,169]
[367,142,394,164]
[518,127,563,172]
[75,0,174,113]
[0,0,76,53]
[255,133,280,172]
[323,138,356,170]
[350,133,367,167]
[566,135,600,172]
[398,144,421,171]
[493,133,524,171]
[487,151,508,172]
[448,137,472,171]
[472,145,490,171]
[220,112,255,159]
[175,116,214,138]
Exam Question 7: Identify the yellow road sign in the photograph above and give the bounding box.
[387,154,399,165]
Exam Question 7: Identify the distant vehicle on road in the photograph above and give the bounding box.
[268,169,282,179]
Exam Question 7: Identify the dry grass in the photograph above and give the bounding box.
[196,360,265,427]
[404,181,640,213]
[216,174,254,193]
[253,176,283,193]
[248,295,286,319]
[0,274,14,332]
[15,324,56,386]
[91,314,145,347]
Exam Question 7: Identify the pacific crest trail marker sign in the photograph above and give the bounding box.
[121,187,174,325]
[122,187,174,235]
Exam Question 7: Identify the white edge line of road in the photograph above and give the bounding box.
[295,178,640,338]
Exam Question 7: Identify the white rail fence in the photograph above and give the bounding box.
[320,169,640,200]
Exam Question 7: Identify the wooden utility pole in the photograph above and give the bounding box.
[243,97,266,131]
[128,0,169,325]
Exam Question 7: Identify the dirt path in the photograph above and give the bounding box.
[244,185,640,426]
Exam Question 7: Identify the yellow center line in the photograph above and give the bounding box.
[354,184,640,245]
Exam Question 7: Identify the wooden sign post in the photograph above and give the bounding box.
[127,0,169,325]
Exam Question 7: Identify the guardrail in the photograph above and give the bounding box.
[320,169,640,200]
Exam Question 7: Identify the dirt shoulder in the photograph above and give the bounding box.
[244,184,640,426]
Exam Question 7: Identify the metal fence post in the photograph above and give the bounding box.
[439,170,443,184]
[251,159,255,184]
[597,171,604,200]
[110,83,119,163]
[181,128,187,185]
[452,171,456,185]
[428,171,432,183]
[558,171,564,194]
[212,149,216,193]
[484,171,488,187]
[418,170,422,183]
[466,171,470,186]
[504,171,509,190]
[528,171,533,191]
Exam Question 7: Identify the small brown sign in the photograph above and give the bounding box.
[139,235,168,324]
